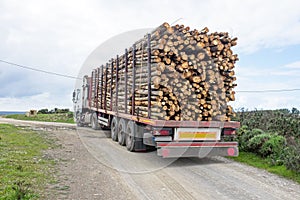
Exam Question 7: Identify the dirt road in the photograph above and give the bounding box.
[1,117,300,200]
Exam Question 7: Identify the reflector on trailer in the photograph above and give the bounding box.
[227,147,235,156]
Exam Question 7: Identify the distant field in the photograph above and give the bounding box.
[4,113,75,124]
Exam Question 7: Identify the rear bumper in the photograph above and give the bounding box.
[157,142,239,158]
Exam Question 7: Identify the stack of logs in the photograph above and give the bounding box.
[92,22,238,121]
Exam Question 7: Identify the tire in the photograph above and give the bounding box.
[76,112,84,127]
[126,121,135,152]
[118,119,126,146]
[77,122,84,127]
[91,113,100,130]
[111,117,118,141]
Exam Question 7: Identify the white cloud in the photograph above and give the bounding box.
[270,70,300,76]
[0,92,73,111]
[232,92,300,110]
[284,61,300,69]
[232,59,300,110]
[1,0,300,110]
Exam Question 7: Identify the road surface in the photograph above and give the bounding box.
[1,117,299,199]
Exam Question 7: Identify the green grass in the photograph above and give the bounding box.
[0,124,56,199]
[230,151,300,184]
[5,113,74,124]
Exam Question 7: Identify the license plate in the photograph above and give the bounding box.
[175,128,221,141]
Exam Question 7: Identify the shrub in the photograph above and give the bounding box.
[37,108,49,114]
[260,134,286,158]
[282,142,300,173]
[247,133,271,154]
[239,128,265,151]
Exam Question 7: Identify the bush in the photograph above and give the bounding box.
[235,108,300,138]
[37,108,49,114]
[37,108,71,114]
[234,108,300,173]
[67,112,74,118]
[282,142,300,173]
[247,133,271,154]
[260,135,286,158]
[239,128,265,151]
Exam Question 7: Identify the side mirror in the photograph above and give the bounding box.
[72,90,76,102]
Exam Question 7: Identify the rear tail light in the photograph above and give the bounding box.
[223,129,236,135]
[153,129,171,136]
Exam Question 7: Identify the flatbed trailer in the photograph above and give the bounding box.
[73,30,240,158]
[74,76,240,158]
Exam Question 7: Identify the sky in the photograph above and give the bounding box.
[0,0,300,111]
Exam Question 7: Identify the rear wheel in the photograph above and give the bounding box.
[111,117,118,141]
[126,121,147,152]
[126,121,135,151]
[91,113,99,130]
[118,119,126,146]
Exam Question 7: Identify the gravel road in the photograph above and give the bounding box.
[1,117,299,200]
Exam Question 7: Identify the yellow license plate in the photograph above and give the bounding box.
[178,132,217,140]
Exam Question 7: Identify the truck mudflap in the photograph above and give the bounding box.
[156,142,239,158]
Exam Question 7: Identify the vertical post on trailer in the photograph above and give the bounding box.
[125,49,128,114]
[110,59,113,111]
[96,68,100,111]
[104,63,108,111]
[132,45,136,115]
[100,65,103,109]
[91,71,94,107]
[93,70,97,107]
[147,34,151,118]
[115,55,119,113]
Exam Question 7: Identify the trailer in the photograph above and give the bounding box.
[73,23,240,158]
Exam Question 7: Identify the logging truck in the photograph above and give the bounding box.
[72,22,240,158]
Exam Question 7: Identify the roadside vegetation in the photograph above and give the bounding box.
[5,108,74,124]
[0,124,56,199]
[232,108,300,183]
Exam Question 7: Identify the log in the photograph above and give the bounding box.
[91,22,238,122]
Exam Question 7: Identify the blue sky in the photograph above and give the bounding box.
[0,0,299,111]
[233,45,300,109]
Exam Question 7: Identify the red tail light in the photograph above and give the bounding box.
[224,129,236,135]
[153,129,171,136]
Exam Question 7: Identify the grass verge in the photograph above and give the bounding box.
[5,113,74,124]
[230,151,300,184]
[0,124,56,199]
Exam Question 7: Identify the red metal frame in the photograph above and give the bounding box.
[88,107,240,128]
[157,142,238,147]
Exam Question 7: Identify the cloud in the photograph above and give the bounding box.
[232,59,300,110]
[269,60,300,76]
[270,70,300,76]
[284,61,300,69]
[0,92,73,111]
[232,91,300,110]
[0,0,300,110]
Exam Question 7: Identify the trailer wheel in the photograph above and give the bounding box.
[75,112,84,127]
[118,119,126,146]
[77,122,84,127]
[111,117,118,141]
[91,113,100,130]
[126,121,135,152]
